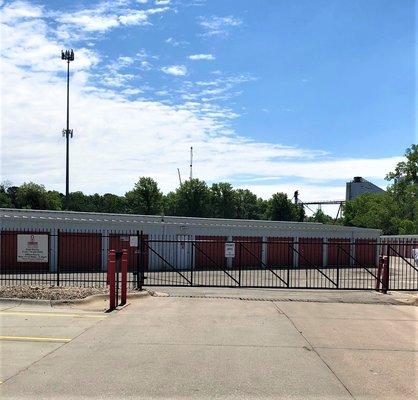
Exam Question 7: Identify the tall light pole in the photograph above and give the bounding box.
[61,49,74,207]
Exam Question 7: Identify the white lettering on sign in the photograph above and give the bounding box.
[17,234,48,263]
[225,242,235,258]
[130,236,138,247]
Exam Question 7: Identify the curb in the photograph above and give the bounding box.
[0,291,150,307]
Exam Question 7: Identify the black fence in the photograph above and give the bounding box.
[0,230,417,291]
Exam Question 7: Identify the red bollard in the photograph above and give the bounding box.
[375,256,383,291]
[121,249,128,305]
[108,250,116,311]
[381,256,389,294]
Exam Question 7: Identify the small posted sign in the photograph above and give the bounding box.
[129,236,138,247]
[412,249,418,264]
[17,234,48,263]
[225,242,235,258]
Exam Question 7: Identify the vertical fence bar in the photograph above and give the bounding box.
[56,230,60,287]
[238,241,242,287]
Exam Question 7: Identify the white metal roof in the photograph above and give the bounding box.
[0,208,380,234]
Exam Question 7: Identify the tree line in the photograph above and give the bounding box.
[1,145,416,234]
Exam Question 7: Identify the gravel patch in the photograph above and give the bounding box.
[0,285,107,300]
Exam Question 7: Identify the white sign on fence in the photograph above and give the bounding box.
[225,242,235,258]
[412,249,418,264]
[17,234,48,263]
[130,236,138,247]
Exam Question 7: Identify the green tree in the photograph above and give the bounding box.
[163,191,178,216]
[125,177,163,215]
[67,191,91,211]
[266,192,299,221]
[174,179,210,217]
[15,182,62,210]
[308,209,334,224]
[343,193,399,234]
[209,183,237,218]
[0,182,13,207]
[234,189,260,219]
[101,193,126,214]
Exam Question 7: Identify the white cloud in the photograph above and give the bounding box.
[161,65,187,76]
[198,15,242,36]
[189,53,215,61]
[155,0,170,5]
[0,1,402,201]
[55,1,170,35]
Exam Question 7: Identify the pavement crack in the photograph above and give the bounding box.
[273,302,356,399]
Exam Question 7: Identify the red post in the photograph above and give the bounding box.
[108,250,116,311]
[381,256,389,294]
[375,256,383,291]
[121,249,128,305]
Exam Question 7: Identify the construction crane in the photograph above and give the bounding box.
[177,168,182,186]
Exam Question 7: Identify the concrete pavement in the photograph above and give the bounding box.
[0,290,417,399]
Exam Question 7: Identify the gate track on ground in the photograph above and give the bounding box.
[148,291,400,305]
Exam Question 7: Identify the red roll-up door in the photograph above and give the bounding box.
[355,239,377,266]
[0,231,50,272]
[233,236,262,268]
[299,238,323,267]
[58,232,101,272]
[194,235,227,270]
[327,238,350,266]
[267,237,293,267]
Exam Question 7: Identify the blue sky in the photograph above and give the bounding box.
[1,0,416,208]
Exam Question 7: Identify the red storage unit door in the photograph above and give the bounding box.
[327,238,350,266]
[267,237,293,267]
[59,233,102,271]
[355,239,377,266]
[233,236,262,268]
[0,231,50,272]
[109,234,149,272]
[194,236,226,270]
[299,238,323,267]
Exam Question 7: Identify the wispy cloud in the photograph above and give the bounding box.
[55,1,170,35]
[0,1,401,202]
[161,65,188,76]
[198,15,242,36]
[189,53,215,60]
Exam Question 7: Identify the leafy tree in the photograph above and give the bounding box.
[308,209,334,224]
[67,191,92,212]
[163,191,178,216]
[209,183,237,218]
[0,182,13,207]
[234,189,260,219]
[15,182,62,210]
[343,193,399,234]
[101,193,127,214]
[266,192,299,221]
[125,177,163,215]
[174,179,210,217]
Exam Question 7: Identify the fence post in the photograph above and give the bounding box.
[108,250,116,311]
[121,249,128,305]
[56,229,60,287]
[190,241,194,286]
[238,241,242,287]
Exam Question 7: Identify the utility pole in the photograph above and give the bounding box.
[190,146,193,180]
[61,49,74,208]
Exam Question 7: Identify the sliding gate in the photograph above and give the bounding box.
[136,236,418,291]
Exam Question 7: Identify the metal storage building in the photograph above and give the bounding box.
[1,208,380,273]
